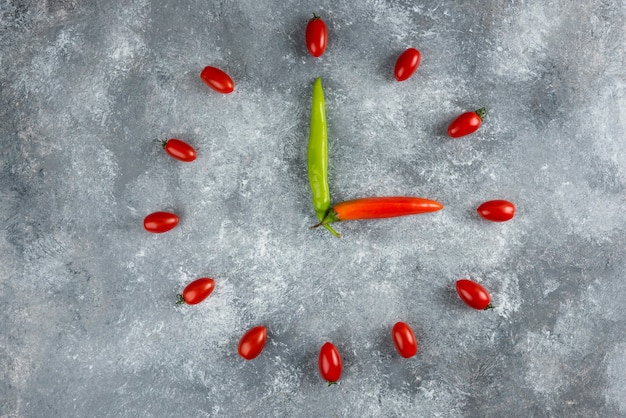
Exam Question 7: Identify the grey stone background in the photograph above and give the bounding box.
[1,0,625,417]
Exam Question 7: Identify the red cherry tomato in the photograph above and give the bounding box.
[238,326,267,360]
[394,48,421,81]
[143,211,179,233]
[477,199,515,222]
[163,139,196,162]
[318,342,342,385]
[447,108,487,138]
[391,322,418,358]
[456,279,493,310]
[177,278,214,305]
[200,66,234,94]
[305,14,328,57]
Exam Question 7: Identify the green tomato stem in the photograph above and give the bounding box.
[484,303,494,311]
[176,294,186,305]
[475,107,487,121]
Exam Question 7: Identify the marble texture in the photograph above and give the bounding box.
[1,0,625,417]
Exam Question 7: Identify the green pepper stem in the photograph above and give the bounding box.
[475,107,487,121]
[322,223,341,238]
[310,222,341,238]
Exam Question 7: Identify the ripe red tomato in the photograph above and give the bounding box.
[456,279,493,310]
[447,108,487,138]
[318,342,342,385]
[177,278,215,305]
[477,199,515,222]
[394,48,421,81]
[391,322,418,358]
[200,66,234,94]
[163,139,196,162]
[143,211,179,233]
[305,14,328,57]
[238,326,267,360]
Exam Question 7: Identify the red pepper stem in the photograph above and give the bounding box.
[321,209,340,224]
[475,107,487,121]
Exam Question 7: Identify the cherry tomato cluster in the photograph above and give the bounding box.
[137,11,515,386]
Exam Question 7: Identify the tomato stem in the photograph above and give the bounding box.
[161,140,168,149]
[475,107,487,121]
[312,13,320,19]
[484,303,494,311]
[176,294,186,305]
[327,381,337,387]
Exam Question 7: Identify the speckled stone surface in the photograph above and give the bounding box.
[1,1,625,417]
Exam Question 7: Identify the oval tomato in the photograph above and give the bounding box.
[143,211,179,233]
[305,14,328,57]
[456,279,493,310]
[394,48,421,81]
[392,322,418,358]
[200,66,234,94]
[163,139,196,162]
[177,278,214,305]
[238,326,267,360]
[447,108,487,138]
[477,199,515,222]
[318,342,342,385]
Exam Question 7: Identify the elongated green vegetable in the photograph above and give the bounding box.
[308,77,340,238]
[308,77,329,218]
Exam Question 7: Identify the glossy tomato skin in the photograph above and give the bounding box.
[179,278,214,305]
[394,48,421,81]
[238,326,267,360]
[392,322,418,358]
[318,342,342,384]
[305,15,328,57]
[163,139,196,162]
[456,279,493,310]
[143,211,179,233]
[200,66,234,94]
[477,200,515,222]
[447,108,487,138]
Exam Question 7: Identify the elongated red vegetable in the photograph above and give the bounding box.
[320,197,443,224]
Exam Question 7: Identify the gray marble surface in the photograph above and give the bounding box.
[1,1,626,417]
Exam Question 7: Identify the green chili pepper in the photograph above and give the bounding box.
[308,77,340,238]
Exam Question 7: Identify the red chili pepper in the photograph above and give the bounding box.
[320,196,443,224]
